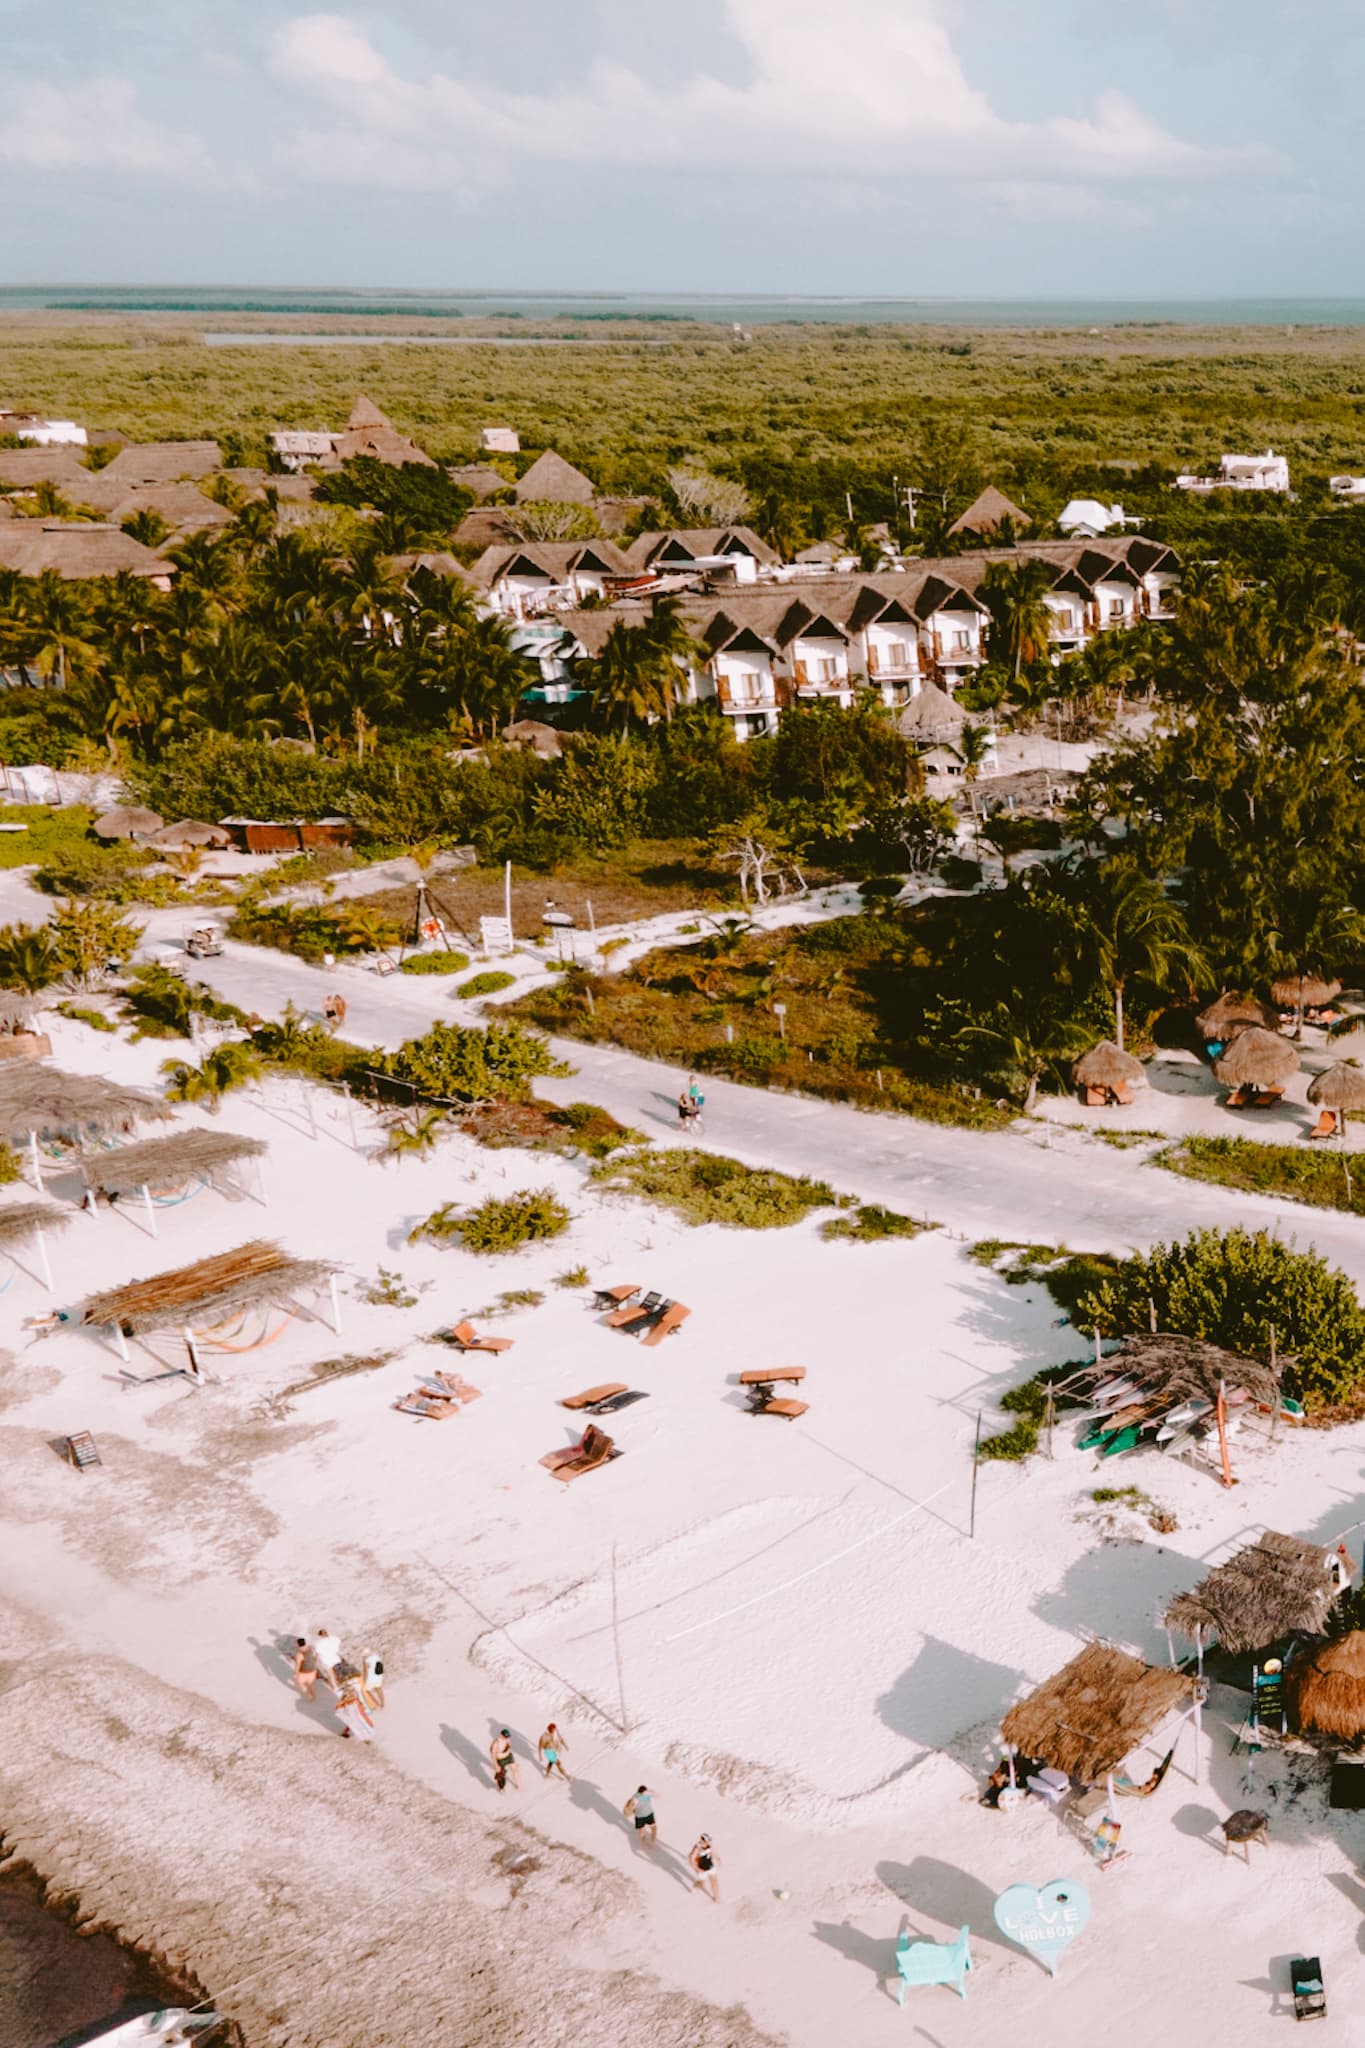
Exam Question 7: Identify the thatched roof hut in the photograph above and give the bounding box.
[948,485,1030,539]
[81,1129,266,1198]
[895,683,965,740]
[1197,992,1279,1041]
[1072,1041,1145,1090]
[1272,973,1341,1010]
[502,719,564,760]
[1212,1026,1298,1089]
[147,819,233,850]
[0,1199,72,1248]
[1307,1063,1365,1112]
[81,1239,336,1335]
[1164,1532,1344,1656]
[93,806,164,841]
[1288,1632,1365,1741]
[1001,1642,1196,1782]
[0,1066,173,1146]
[1078,1331,1281,1411]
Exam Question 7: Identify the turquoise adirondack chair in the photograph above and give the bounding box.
[895,1924,972,2002]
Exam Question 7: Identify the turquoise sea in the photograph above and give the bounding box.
[5,286,1365,328]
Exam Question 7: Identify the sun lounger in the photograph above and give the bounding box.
[739,1367,807,1387]
[442,1320,513,1354]
[1306,1109,1338,1140]
[587,1389,650,1414]
[394,1393,460,1420]
[747,1395,809,1420]
[540,1423,620,1482]
[64,1430,102,1471]
[562,1381,629,1410]
[1111,1083,1135,1106]
[1245,1087,1285,1108]
[604,1290,661,1328]
[1225,1086,1252,1109]
[638,1301,690,1347]
[593,1283,641,1310]
[427,1371,482,1404]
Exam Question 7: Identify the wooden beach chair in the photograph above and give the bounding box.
[442,1320,513,1355]
[427,1371,482,1404]
[1306,1109,1338,1140]
[394,1393,460,1420]
[1111,1083,1136,1106]
[540,1424,620,1482]
[604,1290,660,1328]
[562,1381,629,1410]
[738,1367,807,1387]
[745,1385,809,1420]
[593,1282,640,1311]
[1247,1087,1285,1109]
[638,1301,690,1347]
[1224,1085,1252,1109]
[64,1430,102,1471]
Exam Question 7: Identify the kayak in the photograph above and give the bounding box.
[74,2012,220,2047]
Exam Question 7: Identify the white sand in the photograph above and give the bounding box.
[5,1009,1365,2044]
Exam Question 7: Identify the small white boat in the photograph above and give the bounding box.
[76,2011,220,2047]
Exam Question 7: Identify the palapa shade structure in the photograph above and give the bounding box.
[93,806,164,842]
[1307,1063,1365,1113]
[0,1066,173,1147]
[1092,1331,1281,1410]
[1212,1026,1299,1090]
[1271,973,1341,1011]
[1164,1532,1344,1657]
[1197,992,1279,1042]
[1288,1632,1365,1742]
[1001,1642,1196,1783]
[1072,1041,1145,1091]
[0,1200,72,1249]
[146,819,233,850]
[81,1239,336,1336]
[81,1128,267,1198]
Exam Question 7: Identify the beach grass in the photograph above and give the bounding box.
[1154,1134,1365,1216]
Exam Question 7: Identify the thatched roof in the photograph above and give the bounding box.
[146,818,233,849]
[1213,1026,1299,1088]
[1289,1631,1365,1740]
[948,485,1030,538]
[0,1066,173,1145]
[0,1199,72,1247]
[0,523,173,582]
[1308,1062,1365,1111]
[1197,992,1279,1040]
[1164,1531,1342,1654]
[347,393,391,432]
[1072,1040,1145,1088]
[1272,973,1341,1008]
[81,1238,336,1335]
[515,450,595,505]
[95,805,164,840]
[110,482,235,535]
[81,1128,267,1197]
[1079,1331,1281,1411]
[502,719,564,759]
[98,442,222,486]
[1001,1642,1195,1782]
[895,682,965,738]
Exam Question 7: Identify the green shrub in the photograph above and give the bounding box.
[976,1419,1040,1462]
[401,949,470,976]
[1078,1226,1365,1411]
[1155,1135,1365,1217]
[55,1001,117,1032]
[411,1187,572,1254]
[361,1266,422,1308]
[555,1265,590,1288]
[939,855,983,890]
[120,963,245,1040]
[820,1203,935,1243]
[382,1020,568,1104]
[591,1148,837,1229]
[458,970,516,997]
[0,1141,19,1185]
[482,1287,545,1311]
[552,1101,643,1158]
[698,1034,785,1075]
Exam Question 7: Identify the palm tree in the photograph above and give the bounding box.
[384,1106,446,1164]
[161,1039,262,1113]
[592,597,698,731]
[1068,857,1207,1051]
[0,924,63,994]
[953,720,993,795]
[121,508,169,549]
[980,559,1056,680]
[958,999,1088,1113]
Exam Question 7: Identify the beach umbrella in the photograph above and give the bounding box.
[1289,1631,1365,1741]
[1071,1040,1145,1092]
[93,805,163,842]
[1212,1027,1299,1090]
[1196,992,1279,1043]
[1271,973,1341,1011]
[147,819,233,850]
[1307,1063,1365,1112]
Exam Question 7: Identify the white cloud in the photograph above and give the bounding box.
[0,77,201,174]
[267,1,1273,190]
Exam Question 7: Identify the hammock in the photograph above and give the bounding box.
[189,1306,297,1353]
[148,1176,209,1208]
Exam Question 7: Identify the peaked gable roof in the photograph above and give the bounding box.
[348,393,392,431]
[948,484,1031,538]
[515,450,596,505]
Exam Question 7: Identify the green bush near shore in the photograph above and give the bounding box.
[400,949,470,976]
[820,1204,935,1243]
[458,970,516,998]
[1154,1134,1365,1216]
[411,1187,572,1254]
[591,1147,838,1229]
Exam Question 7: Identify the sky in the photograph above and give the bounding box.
[1,0,1363,296]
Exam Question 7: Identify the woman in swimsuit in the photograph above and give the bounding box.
[689,1834,719,1902]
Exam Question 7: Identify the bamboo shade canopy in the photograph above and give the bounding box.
[0,1067,173,1146]
[1164,1532,1343,1655]
[82,1129,266,1197]
[82,1239,335,1334]
[1001,1641,1196,1782]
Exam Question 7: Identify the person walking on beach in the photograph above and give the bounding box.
[290,1638,318,1700]
[335,1680,375,1742]
[361,1651,385,1712]
[623,1786,657,1849]
[537,1723,570,1782]
[688,1834,720,1902]
[312,1627,344,1691]
[491,1729,520,1792]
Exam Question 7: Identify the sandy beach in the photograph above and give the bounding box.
[5,1001,1365,2046]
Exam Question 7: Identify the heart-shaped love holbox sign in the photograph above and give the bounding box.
[993,1878,1091,1975]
